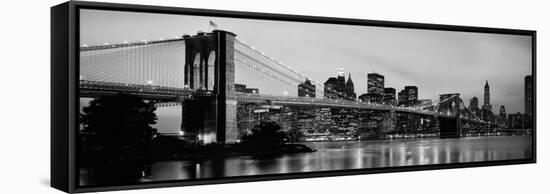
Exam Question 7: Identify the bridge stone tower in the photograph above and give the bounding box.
[181,30,238,144]
[438,93,461,138]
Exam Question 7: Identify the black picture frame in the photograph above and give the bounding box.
[51,1,536,193]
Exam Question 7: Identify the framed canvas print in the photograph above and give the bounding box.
[51,1,536,193]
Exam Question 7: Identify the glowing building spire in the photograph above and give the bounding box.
[337,66,345,77]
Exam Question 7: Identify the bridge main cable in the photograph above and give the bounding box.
[80,38,186,52]
[235,51,353,100]
[235,39,356,101]
[234,57,298,87]
[234,40,329,90]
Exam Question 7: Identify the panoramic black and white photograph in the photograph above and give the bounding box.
[77,9,534,186]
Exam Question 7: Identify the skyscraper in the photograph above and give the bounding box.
[469,96,479,110]
[324,67,354,100]
[366,73,384,103]
[405,86,418,106]
[383,87,396,105]
[345,73,356,100]
[499,105,506,115]
[367,73,384,95]
[525,75,533,114]
[483,80,492,112]
[469,96,480,118]
[498,105,507,128]
[298,79,316,97]
[398,89,407,106]
[508,112,525,129]
[337,66,346,86]
[482,80,494,121]
[324,77,340,99]
[524,75,533,128]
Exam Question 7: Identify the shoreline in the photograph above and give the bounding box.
[296,133,532,143]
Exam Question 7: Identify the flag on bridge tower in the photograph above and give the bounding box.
[209,20,218,30]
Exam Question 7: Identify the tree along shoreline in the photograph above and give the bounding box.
[78,94,315,169]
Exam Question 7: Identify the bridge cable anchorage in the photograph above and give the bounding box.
[235,39,356,101]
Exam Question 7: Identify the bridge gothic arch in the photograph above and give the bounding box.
[185,49,217,91]
[192,53,201,89]
[207,51,216,91]
[184,57,191,88]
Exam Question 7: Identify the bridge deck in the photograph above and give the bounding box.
[233,92,454,117]
[79,80,456,118]
[79,80,213,101]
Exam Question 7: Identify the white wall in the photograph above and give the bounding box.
[0,0,547,193]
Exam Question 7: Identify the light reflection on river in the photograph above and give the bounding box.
[79,136,532,185]
[146,136,532,182]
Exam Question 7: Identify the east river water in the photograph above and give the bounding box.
[79,136,532,185]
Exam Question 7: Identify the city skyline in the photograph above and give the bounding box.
[80,9,532,116]
[318,67,529,114]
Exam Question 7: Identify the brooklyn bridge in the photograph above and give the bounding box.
[79,30,491,143]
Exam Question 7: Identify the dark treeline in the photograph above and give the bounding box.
[79,94,314,185]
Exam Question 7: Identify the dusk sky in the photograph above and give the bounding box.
[80,9,532,132]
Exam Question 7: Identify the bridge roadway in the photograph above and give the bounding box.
[233,92,454,118]
[79,80,455,118]
[79,80,212,101]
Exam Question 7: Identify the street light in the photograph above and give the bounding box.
[147,80,153,85]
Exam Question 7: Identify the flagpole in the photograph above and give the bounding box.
[209,20,218,32]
